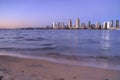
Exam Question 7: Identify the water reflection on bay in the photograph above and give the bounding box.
[101,30,111,50]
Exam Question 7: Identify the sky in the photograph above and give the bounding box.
[0,0,120,28]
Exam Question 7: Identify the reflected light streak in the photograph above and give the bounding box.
[101,30,111,50]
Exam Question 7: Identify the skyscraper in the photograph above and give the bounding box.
[103,22,107,29]
[95,22,100,29]
[58,22,61,28]
[52,21,56,29]
[111,20,113,27]
[68,19,72,29]
[81,23,86,29]
[75,18,80,29]
[107,22,111,29]
[91,24,95,29]
[61,22,65,29]
[116,20,119,28]
[88,21,91,29]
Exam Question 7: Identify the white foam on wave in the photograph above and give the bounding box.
[0,52,120,71]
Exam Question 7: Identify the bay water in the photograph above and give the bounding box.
[0,29,120,70]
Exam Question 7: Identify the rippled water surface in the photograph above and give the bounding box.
[0,30,120,56]
[0,29,120,70]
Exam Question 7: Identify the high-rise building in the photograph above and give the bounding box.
[95,22,100,29]
[75,18,80,29]
[103,22,107,29]
[81,23,86,29]
[68,19,72,29]
[91,24,95,29]
[61,22,65,29]
[107,22,111,29]
[103,21,112,29]
[88,21,91,29]
[116,20,119,28]
[58,22,61,28]
[111,20,113,27]
[52,22,56,29]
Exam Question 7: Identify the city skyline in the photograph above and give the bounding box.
[52,18,119,30]
[0,0,120,28]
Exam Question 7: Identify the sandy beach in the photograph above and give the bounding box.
[0,55,120,80]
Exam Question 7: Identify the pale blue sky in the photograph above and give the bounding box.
[0,0,120,28]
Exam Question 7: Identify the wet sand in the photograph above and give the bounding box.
[0,55,120,80]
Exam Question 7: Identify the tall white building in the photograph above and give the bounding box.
[52,22,56,29]
[103,21,111,29]
[107,22,111,29]
[110,20,113,27]
[75,18,80,29]
[103,22,107,29]
[95,22,100,29]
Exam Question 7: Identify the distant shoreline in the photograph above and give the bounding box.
[0,28,120,30]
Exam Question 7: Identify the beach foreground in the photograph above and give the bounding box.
[0,55,120,80]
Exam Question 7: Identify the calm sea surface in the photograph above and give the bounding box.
[0,30,120,70]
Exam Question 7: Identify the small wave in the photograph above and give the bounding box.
[12,37,24,39]
[41,47,56,50]
[46,52,61,56]
[0,47,38,51]
[87,39,100,44]
[114,56,120,58]
[24,37,46,41]
[96,56,109,60]
[0,37,5,39]
[0,46,56,51]
[45,53,80,60]
[0,47,19,51]
[42,44,53,46]
[37,37,46,40]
